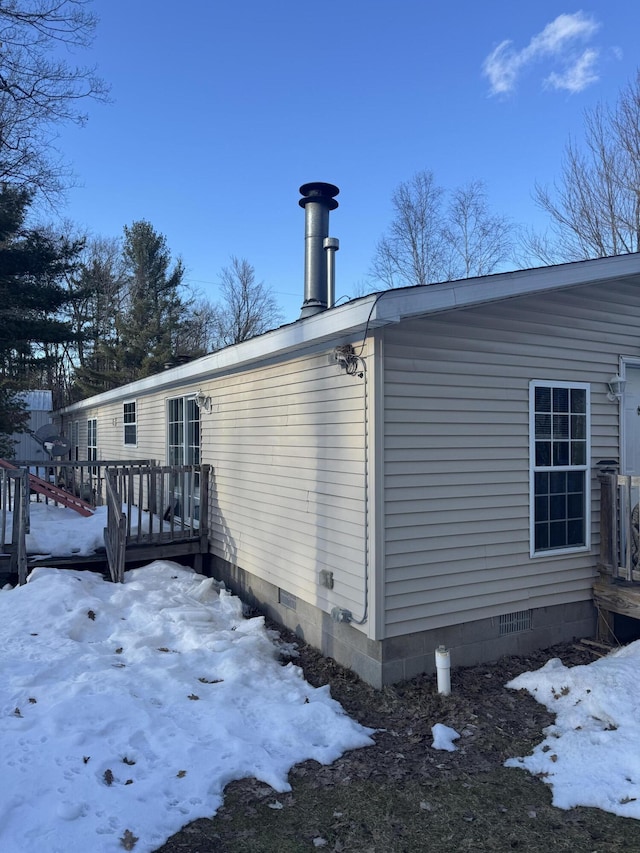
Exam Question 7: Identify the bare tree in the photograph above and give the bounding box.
[211,257,283,349]
[528,71,640,262]
[370,170,514,289]
[174,297,219,356]
[443,180,513,278]
[0,0,109,200]
[370,170,448,288]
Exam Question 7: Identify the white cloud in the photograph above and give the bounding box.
[545,48,600,93]
[525,12,599,57]
[483,40,523,95]
[483,11,601,96]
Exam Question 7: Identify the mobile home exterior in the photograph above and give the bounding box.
[55,252,640,686]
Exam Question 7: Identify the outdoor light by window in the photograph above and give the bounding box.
[607,373,625,402]
[194,390,212,414]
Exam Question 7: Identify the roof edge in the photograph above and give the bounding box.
[57,253,640,414]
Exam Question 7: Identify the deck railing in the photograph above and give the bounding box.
[1,460,210,584]
[106,463,210,541]
[598,470,640,581]
[12,459,155,507]
[104,472,127,583]
[104,463,210,583]
[0,467,29,584]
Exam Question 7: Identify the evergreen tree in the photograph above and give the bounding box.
[0,185,81,449]
[118,221,188,381]
[0,381,28,458]
[67,236,128,398]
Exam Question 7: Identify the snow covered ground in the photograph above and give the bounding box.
[1,501,639,852]
[0,502,377,852]
[505,646,640,818]
[1,561,374,853]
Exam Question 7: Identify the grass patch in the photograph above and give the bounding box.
[188,768,639,853]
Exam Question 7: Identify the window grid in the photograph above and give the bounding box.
[87,418,97,474]
[167,397,200,465]
[123,401,137,446]
[166,396,201,526]
[530,382,590,555]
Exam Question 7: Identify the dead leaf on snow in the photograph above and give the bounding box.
[120,828,139,850]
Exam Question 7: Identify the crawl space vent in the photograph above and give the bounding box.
[498,609,532,636]
[278,589,297,611]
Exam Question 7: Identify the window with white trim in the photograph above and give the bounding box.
[530,381,590,555]
[87,418,98,472]
[123,401,137,446]
[167,396,200,465]
[166,396,201,526]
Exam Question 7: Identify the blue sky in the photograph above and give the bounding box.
[55,1,640,323]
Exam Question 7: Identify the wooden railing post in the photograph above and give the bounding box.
[12,469,29,586]
[0,468,9,553]
[597,469,617,576]
[104,472,126,583]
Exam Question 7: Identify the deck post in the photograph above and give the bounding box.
[13,469,29,586]
[597,468,617,576]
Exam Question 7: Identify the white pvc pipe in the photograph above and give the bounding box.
[435,645,451,696]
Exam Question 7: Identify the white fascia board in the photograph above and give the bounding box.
[57,253,640,414]
[371,253,640,324]
[56,296,381,413]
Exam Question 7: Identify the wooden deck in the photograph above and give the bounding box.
[1,460,210,585]
[103,463,210,582]
[594,470,640,641]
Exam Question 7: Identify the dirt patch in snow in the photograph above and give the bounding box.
[156,628,638,853]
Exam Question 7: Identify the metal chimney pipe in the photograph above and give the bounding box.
[324,237,339,309]
[299,182,339,318]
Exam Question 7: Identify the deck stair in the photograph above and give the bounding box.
[0,458,94,517]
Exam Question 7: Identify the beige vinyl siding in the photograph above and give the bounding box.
[382,279,638,638]
[61,393,199,463]
[56,348,368,621]
[203,348,368,620]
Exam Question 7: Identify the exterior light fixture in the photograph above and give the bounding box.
[194,389,212,414]
[607,373,625,402]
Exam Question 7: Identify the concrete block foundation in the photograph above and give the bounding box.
[208,555,596,688]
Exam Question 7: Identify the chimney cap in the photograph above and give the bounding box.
[299,182,339,210]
